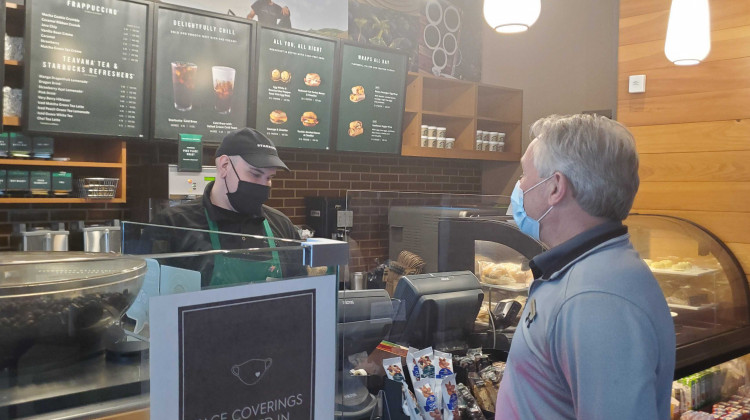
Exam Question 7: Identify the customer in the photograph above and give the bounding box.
[495,114,675,419]
[150,127,303,287]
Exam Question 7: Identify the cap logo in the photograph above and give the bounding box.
[256,143,277,152]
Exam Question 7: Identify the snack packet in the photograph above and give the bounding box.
[435,350,454,379]
[414,347,441,408]
[441,374,459,420]
[414,381,443,420]
[383,357,421,419]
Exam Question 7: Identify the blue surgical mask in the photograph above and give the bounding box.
[510,175,554,241]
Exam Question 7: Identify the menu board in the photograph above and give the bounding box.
[25,0,149,137]
[335,44,408,154]
[153,7,252,142]
[255,27,336,150]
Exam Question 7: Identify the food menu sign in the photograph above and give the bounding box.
[153,7,252,142]
[25,0,149,138]
[336,44,408,154]
[255,27,336,150]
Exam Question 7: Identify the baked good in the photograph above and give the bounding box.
[280,70,291,83]
[349,86,366,103]
[271,69,281,82]
[480,262,531,286]
[300,111,318,127]
[304,73,321,87]
[269,110,287,124]
[348,120,364,137]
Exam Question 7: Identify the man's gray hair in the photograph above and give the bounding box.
[530,114,639,221]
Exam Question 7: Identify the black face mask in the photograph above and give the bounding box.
[224,158,270,216]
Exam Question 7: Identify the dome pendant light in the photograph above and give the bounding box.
[483,0,542,34]
[664,0,711,65]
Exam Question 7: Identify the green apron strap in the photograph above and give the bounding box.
[263,219,283,278]
[205,209,222,250]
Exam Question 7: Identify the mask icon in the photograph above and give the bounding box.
[231,358,272,386]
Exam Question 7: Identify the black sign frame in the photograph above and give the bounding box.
[22,0,154,140]
[150,3,257,145]
[0,1,5,134]
[252,24,340,151]
[332,40,409,155]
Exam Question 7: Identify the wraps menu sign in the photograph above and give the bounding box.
[255,27,336,150]
[149,275,336,419]
[153,8,252,142]
[25,0,149,137]
[336,44,407,154]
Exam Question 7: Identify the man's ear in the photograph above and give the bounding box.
[216,155,230,178]
[548,172,569,206]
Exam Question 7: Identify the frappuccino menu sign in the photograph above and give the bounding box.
[336,44,407,154]
[153,8,252,142]
[26,0,148,137]
[255,28,336,150]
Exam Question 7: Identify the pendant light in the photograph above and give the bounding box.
[664,0,711,65]
[483,0,542,34]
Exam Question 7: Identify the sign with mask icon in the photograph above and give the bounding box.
[149,275,337,419]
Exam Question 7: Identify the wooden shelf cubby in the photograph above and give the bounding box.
[401,72,523,161]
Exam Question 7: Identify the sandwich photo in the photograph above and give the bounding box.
[304,73,321,87]
[271,69,281,82]
[348,120,364,137]
[269,110,287,124]
[349,85,365,103]
[301,111,319,127]
[280,70,291,83]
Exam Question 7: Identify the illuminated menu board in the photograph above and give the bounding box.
[25,0,149,137]
[255,27,337,150]
[335,43,408,154]
[153,6,253,143]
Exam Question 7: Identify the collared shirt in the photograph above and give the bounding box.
[495,221,676,420]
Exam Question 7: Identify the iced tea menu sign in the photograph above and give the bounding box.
[153,8,252,142]
[26,0,148,137]
[336,44,407,154]
[255,28,336,150]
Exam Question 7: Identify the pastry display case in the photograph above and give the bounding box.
[437,213,750,379]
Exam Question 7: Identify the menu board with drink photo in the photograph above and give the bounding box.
[152,5,253,143]
[24,0,151,138]
[335,43,408,154]
[254,26,337,150]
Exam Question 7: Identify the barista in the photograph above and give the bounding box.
[150,128,304,286]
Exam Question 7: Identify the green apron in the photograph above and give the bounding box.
[205,210,283,286]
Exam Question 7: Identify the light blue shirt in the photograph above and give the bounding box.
[495,223,675,420]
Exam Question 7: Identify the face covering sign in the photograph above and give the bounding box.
[149,275,337,419]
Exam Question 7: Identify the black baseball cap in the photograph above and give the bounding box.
[215,128,289,171]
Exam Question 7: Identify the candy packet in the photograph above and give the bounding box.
[441,374,459,420]
[383,356,421,419]
[435,350,454,379]
[414,381,443,420]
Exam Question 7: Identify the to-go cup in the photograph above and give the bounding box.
[428,136,437,147]
[421,136,429,147]
[445,138,455,149]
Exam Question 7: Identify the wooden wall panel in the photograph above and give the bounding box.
[620,0,670,19]
[617,57,750,99]
[633,182,750,212]
[619,0,750,46]
[630,120,750,154]
[619,25,750,75]
[639,151,750,182]
[618,87,750,126]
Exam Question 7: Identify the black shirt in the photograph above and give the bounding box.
[148,181,304,286]
[251,0,283,25]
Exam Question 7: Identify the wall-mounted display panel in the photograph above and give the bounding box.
[24,0,151,138]
[152,5,253,143]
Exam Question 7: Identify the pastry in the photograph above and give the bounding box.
[349,85,366,102]
[269,110,287,124]
[301,111,318,127]
[480,262,532,285]
[348,120,364,137]
[304,73,321,87]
